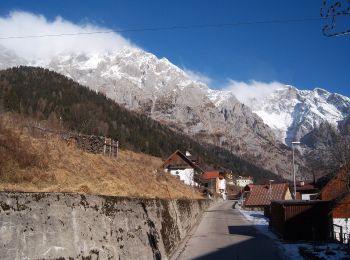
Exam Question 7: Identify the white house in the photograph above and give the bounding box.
[163,150,203,186]
[236,176,253,187]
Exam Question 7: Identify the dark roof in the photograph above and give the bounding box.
[296,183,319,193]
[163,150,204,173]
[244,183,290,207]
[271,200,329,206]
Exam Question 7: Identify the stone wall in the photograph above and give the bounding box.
[0,192,212,260]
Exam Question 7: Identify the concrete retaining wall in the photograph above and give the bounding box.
[0,192,213,259]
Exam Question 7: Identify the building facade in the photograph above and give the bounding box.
[236,176,253,187]
[163,150,203,186]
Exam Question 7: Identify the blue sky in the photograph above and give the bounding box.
[0,0,349,96]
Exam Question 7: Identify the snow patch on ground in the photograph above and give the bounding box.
[239,209,349,260]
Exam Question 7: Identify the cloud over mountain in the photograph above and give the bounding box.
[224,80,286,105]
[0,11,134,60]
[184,68,212,85]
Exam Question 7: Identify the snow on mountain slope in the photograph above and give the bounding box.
[236,85,350,145]
[31,48,210,110]
[0,46,304,180]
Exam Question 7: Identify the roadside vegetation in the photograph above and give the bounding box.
[0,113,202,199]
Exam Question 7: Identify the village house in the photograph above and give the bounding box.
[163,150,204,186]
[295,181,319,200]
[243,183,292,211]
[319,167,350,243]
[235,176,253,187]
[201,171,227,198]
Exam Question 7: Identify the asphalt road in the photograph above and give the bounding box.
[177,200,287,260]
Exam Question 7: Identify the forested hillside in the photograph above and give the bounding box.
[0,66,281,182]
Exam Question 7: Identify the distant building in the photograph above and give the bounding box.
[201,171,227,199]
[295,181,319,200]
[235,176,253,187]
[163,150,203,186]
[201,171,226,193]
[243,183,292,211]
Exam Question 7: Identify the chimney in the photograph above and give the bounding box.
[299,181,305,187]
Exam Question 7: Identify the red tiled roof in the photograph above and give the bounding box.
[244,183,290,207]
[201,171,220,180]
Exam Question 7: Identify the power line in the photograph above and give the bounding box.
[0,17,326,40]
[321,0,350,37]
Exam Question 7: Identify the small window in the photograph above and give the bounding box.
[176,171,179,175]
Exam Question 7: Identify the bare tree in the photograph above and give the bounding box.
[305,122,350,189]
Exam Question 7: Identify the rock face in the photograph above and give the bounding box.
[240,86,350,146]
[0,46,303,179]
[0,192,212,260]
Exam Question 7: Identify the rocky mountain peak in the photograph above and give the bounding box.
[236,84,350,146]
[0,45,306,180]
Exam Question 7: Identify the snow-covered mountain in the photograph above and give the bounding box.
[238,86,350,145]
[0,46,305,180]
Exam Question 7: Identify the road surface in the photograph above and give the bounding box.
[176,200,286,260]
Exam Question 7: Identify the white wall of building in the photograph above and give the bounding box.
[301,193,318,200]
[169,168,197,186]
[236,179,253,187]
[333,218,350,243]
[218,179,226,190]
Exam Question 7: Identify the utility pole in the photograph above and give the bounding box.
[269,179,274,215]
[292,141,301,199]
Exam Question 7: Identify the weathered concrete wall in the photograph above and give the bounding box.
[0,192,213,260]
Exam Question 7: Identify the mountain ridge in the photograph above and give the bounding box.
[0,46,306,180]
[239,85,350,145]
[0,66,284,182]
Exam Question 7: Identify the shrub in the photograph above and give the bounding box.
[0,118,44,182]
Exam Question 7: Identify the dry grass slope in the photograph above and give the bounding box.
[0,114,202,199]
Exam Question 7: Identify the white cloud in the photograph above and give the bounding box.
[184,68,212,85]
[224,80,287,104]
[0,11,288,105]
[0,11,135,60]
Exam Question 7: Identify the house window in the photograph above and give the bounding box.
[176,171,179,175]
